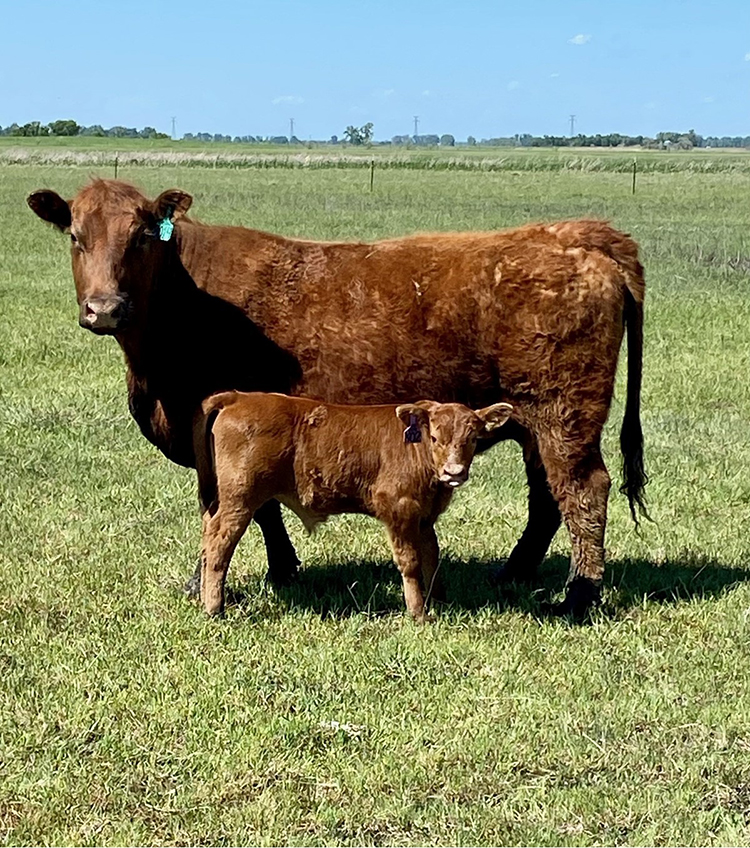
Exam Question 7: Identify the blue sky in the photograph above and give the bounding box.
[3,0,748,140]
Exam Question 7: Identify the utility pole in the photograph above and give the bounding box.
[569,114,576,138]
[290,117,295,139]
[171,116,176,139]
[413,115,419,138]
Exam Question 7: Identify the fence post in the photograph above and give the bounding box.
[370,159,375,192]
[114,154,119,180]
[632,159,637,195]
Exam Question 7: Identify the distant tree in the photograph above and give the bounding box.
[48,119,80,136]
[391,134,411,146]
[80,124,105,137]
[343,123,373,145]
[270,136,289,144]
[466,135,476,146]
[330,134,338,144]
[344,125,362,145]
[440,133,455,147]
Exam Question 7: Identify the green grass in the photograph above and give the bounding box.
[2,151,750,845]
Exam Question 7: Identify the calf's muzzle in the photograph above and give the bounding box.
[440,463,469,487]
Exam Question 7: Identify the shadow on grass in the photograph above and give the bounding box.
[226,551,750,622]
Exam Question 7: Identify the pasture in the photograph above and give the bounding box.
[1,149,750,845]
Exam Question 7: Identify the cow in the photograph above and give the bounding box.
[193,391,513,619]
[27,179,647,617]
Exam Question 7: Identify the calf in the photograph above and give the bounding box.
[193,392,512,619]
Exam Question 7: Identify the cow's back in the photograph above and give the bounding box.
[179,220,635,415]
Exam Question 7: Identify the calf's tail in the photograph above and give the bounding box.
[620,264,650,524]
[193,391,239,514]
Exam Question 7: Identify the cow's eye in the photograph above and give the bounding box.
[70,233,77,244]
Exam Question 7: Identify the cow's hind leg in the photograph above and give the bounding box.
[536,429,611,618]
[500,435,562,582]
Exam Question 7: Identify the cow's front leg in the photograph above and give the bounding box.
[254,499,300,586]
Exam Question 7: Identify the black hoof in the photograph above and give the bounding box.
[548,577,601,620]
[489,560,537,586]
[265,560,300,588]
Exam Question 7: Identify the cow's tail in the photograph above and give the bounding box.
[619,260,650,524]
[193,391,239,514]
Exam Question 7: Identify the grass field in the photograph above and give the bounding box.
[1,148,750,845]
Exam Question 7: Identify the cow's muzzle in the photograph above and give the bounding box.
[80,296,129,334]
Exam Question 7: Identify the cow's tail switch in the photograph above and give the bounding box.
[620,261,649,524]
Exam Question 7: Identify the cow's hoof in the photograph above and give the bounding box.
[265,560,300,588]
[549,577,601,620]
[489,560,537,585]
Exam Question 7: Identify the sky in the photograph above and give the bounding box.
[2,0,749,141]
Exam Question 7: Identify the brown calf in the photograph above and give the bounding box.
[28,179,647,616]
[193,392,512,619]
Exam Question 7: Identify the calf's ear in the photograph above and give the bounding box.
[395,403,431,430]
[153,189,193,221]
[477,402,513,432]
[27,190,72,231]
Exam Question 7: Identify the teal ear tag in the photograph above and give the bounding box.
[158,208,174,241]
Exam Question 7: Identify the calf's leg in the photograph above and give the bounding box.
[201,502,254,616]
[419,523,444,605]
[184,498,299,597]
[386,524,428,622]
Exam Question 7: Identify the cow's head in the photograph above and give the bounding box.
[27,180,192,335]
[395,401,513,487]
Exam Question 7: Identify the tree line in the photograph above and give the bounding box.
[0,120,169,139]
[2,119,748,150]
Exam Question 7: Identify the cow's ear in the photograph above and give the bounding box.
[153,189,192,222]
[395,402,433,429]
[476,402,513,433]
[27,190,72,231]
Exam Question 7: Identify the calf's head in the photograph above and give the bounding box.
[27,180,192,334]
[395,401,513,487]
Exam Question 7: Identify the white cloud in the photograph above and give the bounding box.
[372,88,395,99]
[703,96,715,103]
[569,33,591,45]
[745,52,750,61]
[272,95,304,105]
[550,72,560,78]
[644,101,657,110]
[422,89,432,97]
[507,80,520,90]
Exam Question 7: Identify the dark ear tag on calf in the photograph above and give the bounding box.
[404,413,422,444]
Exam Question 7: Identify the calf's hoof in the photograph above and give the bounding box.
[183,565,202,599]
[550,577,601,620]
